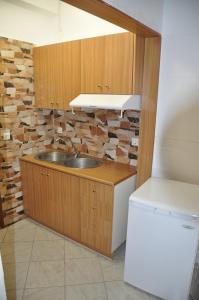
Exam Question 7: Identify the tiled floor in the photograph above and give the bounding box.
[0,218,159,300]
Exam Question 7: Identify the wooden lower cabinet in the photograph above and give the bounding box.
[62,175,80,242]
[21,161,136,257]
[21,162,64,234]
[80,178,113,256]
[21,161,80,237]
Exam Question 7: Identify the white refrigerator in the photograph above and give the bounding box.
[124,177,199,300]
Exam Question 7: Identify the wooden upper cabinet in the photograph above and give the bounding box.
[80,35,105,94]
[62,40,81,109]
[81,32,145,94]
[33,32,144,109]
[33,40,81,109]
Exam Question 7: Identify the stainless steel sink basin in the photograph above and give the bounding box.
[35,151,102,169]
[35,151,75,163]
[64,157,102,169]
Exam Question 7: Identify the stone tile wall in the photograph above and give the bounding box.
[53,109,140,165]
[0,37,53,226]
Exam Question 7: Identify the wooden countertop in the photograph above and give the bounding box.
[20,154,136,186]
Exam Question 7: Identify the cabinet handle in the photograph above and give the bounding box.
[105,84,110,89]
[40,172,50,176]
[97,84,103,88]
[92,190,96,193]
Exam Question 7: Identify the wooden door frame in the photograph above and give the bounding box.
[62,0,161,187]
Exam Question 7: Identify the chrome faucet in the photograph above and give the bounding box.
[72,151,79,158]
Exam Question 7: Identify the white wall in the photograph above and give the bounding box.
[0,0,125,45]
[152,0,199,185]
[58,2,126,43]
[0,254,6,300]
[20,0,59,14]
[0,0,58,45]
[104,0,164,33]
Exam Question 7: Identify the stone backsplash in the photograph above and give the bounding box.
[53,109,140,165]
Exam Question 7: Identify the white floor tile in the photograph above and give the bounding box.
[1,242,32,263]
[26,261,64,288]
[3,262,29,290]
[65,283,107,300]
[31,240,64,261]
[99,255,124,282]
[23,287,65,300]
[4,226,36,242]
[34,227,63,241]
[65,258,103,285]
[6,289,23,300]
[65,240,96,259]
[105,281,151,300]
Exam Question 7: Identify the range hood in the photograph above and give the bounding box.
[69,94,141,117]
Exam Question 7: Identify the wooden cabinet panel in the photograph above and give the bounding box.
[34,47,49,108]
[104,32,134,94]
[34,44,61,109]
[67,41,81,108]
[61,40,81,109]
[81,35,105,93]
[62,175,80,241]
[80,178,113,256]
[21,161,80,239]
[21,162,63,233]
[21,161,36,217]
[45,168,64,233]
[21,162,47,223]
[34,40,81,110]
[81,32,144,95]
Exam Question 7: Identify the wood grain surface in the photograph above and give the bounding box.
[20,154,136,186]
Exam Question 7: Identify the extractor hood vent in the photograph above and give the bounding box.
[69,94,141,117]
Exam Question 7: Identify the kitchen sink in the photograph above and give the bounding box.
[35,151,102,169]
[64,157,102,169]
[35,151,75,163]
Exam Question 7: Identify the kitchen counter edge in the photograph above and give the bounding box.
[20,155,136,186]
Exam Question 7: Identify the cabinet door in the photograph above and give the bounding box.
[62,40,81,109]
[21,161,36,218]
[21,162,64,233]
[81,35,105,93]
[62,175,80,241]
[21,162,46,222]
[104,32,134,94]
[47,43,63,109]
[34,47,49,108]
[81,32,144,95]
[21,161,81,238]
[34,41,80,109]
[80,178,113,256]
[34,45,59,109]
[42,168,64,233]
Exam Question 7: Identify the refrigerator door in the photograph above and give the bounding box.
[124,201,199,300]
